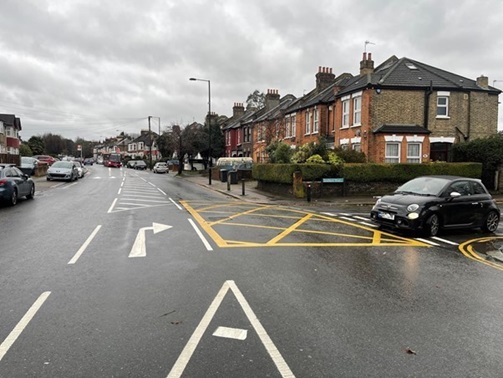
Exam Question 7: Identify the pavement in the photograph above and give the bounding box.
[177,171,503,207]
[176,171,378,207]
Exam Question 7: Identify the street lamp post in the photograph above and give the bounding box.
[189,77,212,185]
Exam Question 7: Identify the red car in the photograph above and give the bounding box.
[33,155,58,166]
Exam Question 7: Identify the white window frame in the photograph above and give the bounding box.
[342,97,350,128]
[285,117,291,138]
[407,142,422,163]
[436,91,450,118]
[385,142,400,163]
[291,114,296,137]
[0,121,4,134]
[305,111,311,134]
[352,95,361,126]
[313,107,319,133]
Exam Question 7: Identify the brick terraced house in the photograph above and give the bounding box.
[221,53,500,164]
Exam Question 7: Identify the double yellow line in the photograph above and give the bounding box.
[458,236,503,271]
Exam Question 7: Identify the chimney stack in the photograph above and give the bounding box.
[265,89,280,110]
[476,75,489,89]
[316,66,335,92]
[360,52,374,75]
[232,102,245,118]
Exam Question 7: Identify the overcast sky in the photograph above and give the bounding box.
[1,0,502,141]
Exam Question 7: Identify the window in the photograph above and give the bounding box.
[437,92,450,117]
[342,99,349,128]
[138,142,144,150]
[407,143,421,163]
[305,111,311,134]
[353,96,361,125]
[352,143,361,152]
[0,122,4,134]
[285,117,291,138]
[313,108,319,133]
[291,115,296,137]
[385,143,400,163]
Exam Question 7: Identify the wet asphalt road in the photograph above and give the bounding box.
[1,165,503,377]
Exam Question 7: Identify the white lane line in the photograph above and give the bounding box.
[415,237,440,246]
[61,182,78,189]
[118,187,122,195]
[68,225,102,264]
[107,198,118,213]
[213,326,248,340]
[339,216,355,222]
[321,212,336,217]
[148,182,156,187]
[188,219,213,251]
[157,188,167,195]
[431,236,459,246]
[170,198,182,210]
[167,281,294,378]
[340,213,351,216]
[50,183,66,189]
[359,221,377,228]
[0,292,51,362]
[353,216,369,221]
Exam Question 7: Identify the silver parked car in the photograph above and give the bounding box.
[46,161,79,182]
[153,162,169,174]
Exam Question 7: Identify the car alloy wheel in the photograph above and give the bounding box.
[425,213,440,237]
[482,211,500,233]
[27,184,35,199]
[9,189,17,206]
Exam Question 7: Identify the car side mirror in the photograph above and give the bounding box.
[450,191,461,198]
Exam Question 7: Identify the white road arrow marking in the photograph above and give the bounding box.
[128,222,172,258]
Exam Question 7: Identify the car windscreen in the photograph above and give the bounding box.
[395,177,450,196]
[52,161,73,169]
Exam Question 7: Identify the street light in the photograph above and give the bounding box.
[189,77,212,185]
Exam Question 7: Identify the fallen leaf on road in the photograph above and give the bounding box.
[405,348,417,355]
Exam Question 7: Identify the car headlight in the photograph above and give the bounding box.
[407,212,419,220]
[407,204,419,212]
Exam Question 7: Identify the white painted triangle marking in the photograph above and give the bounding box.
[166,280,295,378]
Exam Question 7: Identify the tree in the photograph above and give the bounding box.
[28,136,44,155]
[246,90,265,110]
[19,143,33,156]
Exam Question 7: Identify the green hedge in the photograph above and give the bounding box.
[252,162,482,184]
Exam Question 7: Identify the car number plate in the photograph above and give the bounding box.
[378,211,395,220]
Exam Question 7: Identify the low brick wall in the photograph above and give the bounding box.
[256,180,401,198]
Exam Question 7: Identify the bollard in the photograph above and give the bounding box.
[241,179,245,196]
[227,176,231,191]
[307,184,311,202]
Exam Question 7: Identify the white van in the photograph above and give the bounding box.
[215,157,253,170]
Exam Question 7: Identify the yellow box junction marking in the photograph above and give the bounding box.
[181,200,429,249]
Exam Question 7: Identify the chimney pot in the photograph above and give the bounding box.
[368,53,372,60]
[363,52,367,60]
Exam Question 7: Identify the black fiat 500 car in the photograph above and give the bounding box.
[370,175,500,237]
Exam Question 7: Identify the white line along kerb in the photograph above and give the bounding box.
[166,280,295,378]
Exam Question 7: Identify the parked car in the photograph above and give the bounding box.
[153,162,168,174]
[0,164,35,206]
[46,161,79,182]
[33,155,58,166]
[134,160,147,170]
[370,175,500,237]
[126,160,139,168]
[20,157,39,176]
[74,161,85,178]
[84,158,94,165]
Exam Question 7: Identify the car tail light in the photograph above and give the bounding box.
[0,179,7,186]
